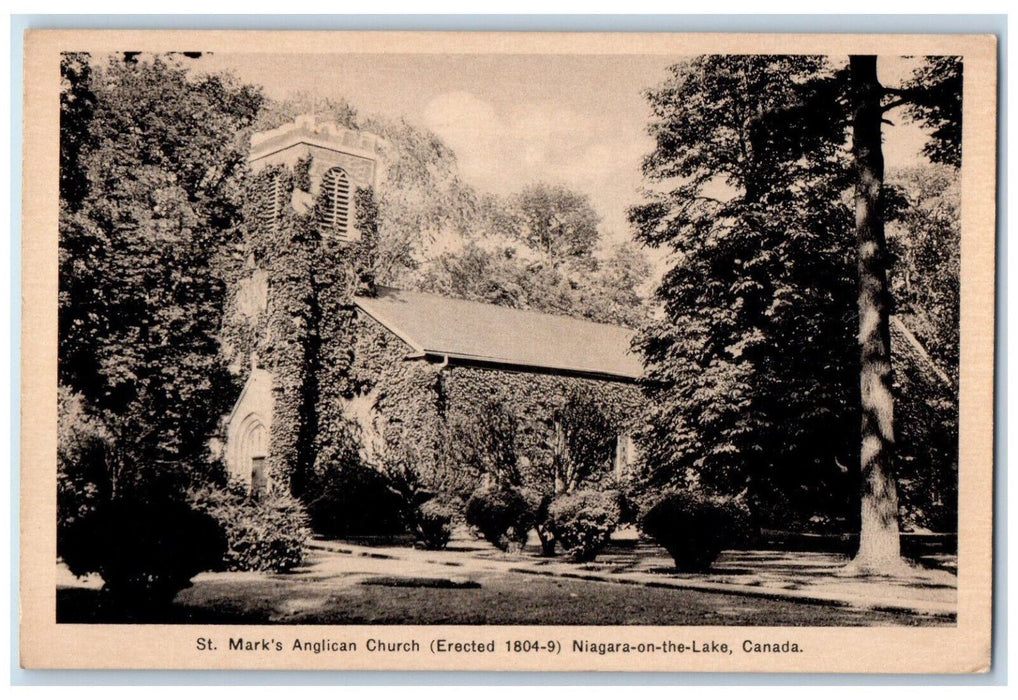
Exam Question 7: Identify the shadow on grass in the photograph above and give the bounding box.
[359,576,480,589]
[57,586,256,624]
[57,574,953,627]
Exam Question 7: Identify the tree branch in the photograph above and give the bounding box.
[880,97,912,113]
[882,86,923,99]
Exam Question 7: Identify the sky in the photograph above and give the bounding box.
[195,53,933,251]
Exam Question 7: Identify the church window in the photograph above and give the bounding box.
[319,166,352,239]
[614,432,637,478]
[259,172,285,229]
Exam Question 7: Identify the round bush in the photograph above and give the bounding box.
[305,462,406,538]
[60,496,227,606]
[413,496,460,550]
[640,491,752,572]
[190,483,312,572]
[464,484,538,552]
[546,490,621,562]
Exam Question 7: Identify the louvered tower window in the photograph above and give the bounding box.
[259,173,285,229]
[319,167,352,239]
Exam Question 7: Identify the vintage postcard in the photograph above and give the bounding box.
[20,30,997,673]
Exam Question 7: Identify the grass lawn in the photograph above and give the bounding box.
[57,565,949,626]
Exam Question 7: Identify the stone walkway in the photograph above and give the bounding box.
[310,529,957,619]
[55,528,957,621]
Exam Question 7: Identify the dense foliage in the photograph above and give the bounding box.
[57,387,112,546]
[59,55,262,473]
[640,491,753,572]
[223,157,381,501]
[417,212,652,327]
[304,459,407,538]
[444,371,641,495]
[551,389,617,494]
[903,57,963,168]
[510,183,601,261]
[464,484,539,552]
[452,399,525,487]
[58,53,263,600]
[546,490,621,562]
[629,56,859,527]
[190,483,312,572]
[60,494,227,606]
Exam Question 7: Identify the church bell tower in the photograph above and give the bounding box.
[248,114,381,242]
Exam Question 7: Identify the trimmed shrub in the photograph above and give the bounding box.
[60,496,227,606]
[412,496,461,550]
[190,483,312,572]
[464,484,538,552]
[546,490,621,562]
[640,491,753,572]
[304,461,406,538]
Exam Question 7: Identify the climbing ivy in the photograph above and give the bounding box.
[226,163,646,511]
[224,164,383,497]
[443,368,642,496]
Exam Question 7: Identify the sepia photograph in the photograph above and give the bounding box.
[19,29,997,672]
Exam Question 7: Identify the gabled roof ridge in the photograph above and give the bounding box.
[365,285,637,333]
[353,286,643,380]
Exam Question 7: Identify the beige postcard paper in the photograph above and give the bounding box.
[20,30,996,673]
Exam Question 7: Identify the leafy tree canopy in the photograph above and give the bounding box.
[902,57,963,168]
[629,54,962,534]
[509,182,602,262]
[629,55,859,526]
[59,53,263,484]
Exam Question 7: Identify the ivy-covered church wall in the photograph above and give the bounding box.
[222,160,379,497]
[441,366,644,494]
[341,311,647,498]
[224,153,647,503]
[344,314,446,475]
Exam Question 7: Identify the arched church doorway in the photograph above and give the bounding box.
[236,413,269,497]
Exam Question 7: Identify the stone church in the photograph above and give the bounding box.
[222,116,645,496]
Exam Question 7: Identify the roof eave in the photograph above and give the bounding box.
[420,351,641,383]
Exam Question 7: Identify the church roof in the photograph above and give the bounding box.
[353,287,643,380]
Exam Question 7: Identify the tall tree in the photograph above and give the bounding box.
[362,114,481,286]
[846,55,962,571]
[59,54,263,493]
[629,55,858,526]
[510,182,601,263]
[849,55,902,571]
[632,54,962,564]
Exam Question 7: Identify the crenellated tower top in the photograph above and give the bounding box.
[249,114,381,242]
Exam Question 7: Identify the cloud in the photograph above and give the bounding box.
[422,91,500,145]
[422,91,502,184]
[422,91,653,243]
[422,92,629,188]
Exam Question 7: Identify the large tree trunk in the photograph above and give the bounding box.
[849,56,907,573]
